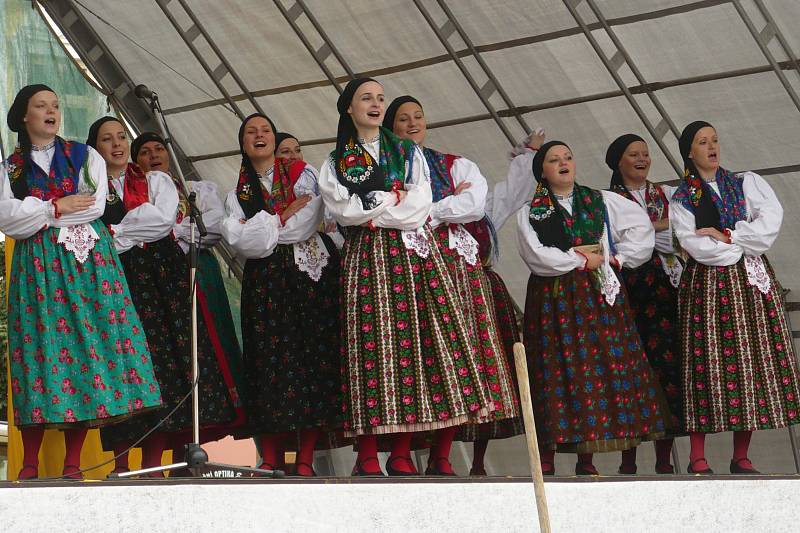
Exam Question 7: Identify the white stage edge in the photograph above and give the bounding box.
[1,477,799,532]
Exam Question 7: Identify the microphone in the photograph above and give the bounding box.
[134,84,157,101]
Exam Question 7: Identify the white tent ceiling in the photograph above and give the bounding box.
[39,0,800,301]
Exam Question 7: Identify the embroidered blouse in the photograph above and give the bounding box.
[108,170,178,253]
[173,180,224,253]
[0,145,107,240]
[670,171,781,266]
[318,137,432,230]
[516,190,654,277]
[222,164,321,259]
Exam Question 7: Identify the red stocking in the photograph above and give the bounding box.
[355,434,381,474]
[540,449,555,474]
[732,430,753,467]
[19,426,45,479]
[296,428,320,476]
[429,426,458,474]
[387,432,415,474]
[112,442,131,473]
[63,427,88,478]
[655,439,673,466]
[141,432,167,476]
[689,431,708,470]
[259,433,281,469]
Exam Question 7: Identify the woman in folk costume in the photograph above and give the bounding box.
[132,132,247,450]
[276,131,345,251]
[318,78,497,476]
[383,95,521,476]
[87,118,237,475]
[222,113,341,477]
[606,134,685,475]
[1,86,162,480]
[517,140,666,475]
[670,121,800,474]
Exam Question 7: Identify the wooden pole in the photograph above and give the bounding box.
[513,342,552,533]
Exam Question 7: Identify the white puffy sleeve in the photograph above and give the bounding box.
[653,183,677,254]
[318,156,395,227]
[0,148,109,240]
[730,172,782,257]
[516,206,585,276]
[52,147,107,227]
[0,163,56,240]
[371,144,432,230]
[278,165,323,244]
[602,190,655,269]
[221,189,280,259]
[670,193,744,267]
[110,170,179,253]
[428,156,487,228]
[174,181,225,252]
[486,150,536,231]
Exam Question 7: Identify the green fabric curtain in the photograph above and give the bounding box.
[0,0,108,158]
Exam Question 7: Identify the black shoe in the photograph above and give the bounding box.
[654,462,675,474]
[617,464,637,475]
[730,458,760,474]
[351,457,385,477]
[575,462,599,476]
[687,458,713,474]
[293,461,317,477]
[425,457,457,476]
[386,456,418,476]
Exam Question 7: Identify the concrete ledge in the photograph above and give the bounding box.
[1,476,799,532]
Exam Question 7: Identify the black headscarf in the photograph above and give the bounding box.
[86,116,122,149]
[605,133,645,189]
[6,84,57,198]
[530,141,573,251]
[334,78,378,176]
[236,113,278,218]
[130,131,166,163]
[679,120,721,230]
[382,95,421,131]
[274,132,298,153]
[7,84,54,133]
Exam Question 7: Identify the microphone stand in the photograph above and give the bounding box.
[114,90,281,479]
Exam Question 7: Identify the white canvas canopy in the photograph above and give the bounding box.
[38,0,800,300]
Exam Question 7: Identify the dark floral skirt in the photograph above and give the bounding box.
[621,254,684,434]
[240,235,342,435]
[100,237,236,448]
[679,256,800,432]
[523,268,666,453]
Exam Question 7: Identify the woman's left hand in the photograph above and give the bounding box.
[696,227,728,242]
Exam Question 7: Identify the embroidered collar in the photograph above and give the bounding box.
[31,140,56,152]
[357,133,380,144]
[553,190,574,201]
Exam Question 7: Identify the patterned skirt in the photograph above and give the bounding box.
[100,237,236,448]
[8,222,162,429]
[679,256,800,433]
[523,269,666,453]
[240,235,342,435]
[459,267,525,440]
[341,225,496,436]
[621,255,684,434]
